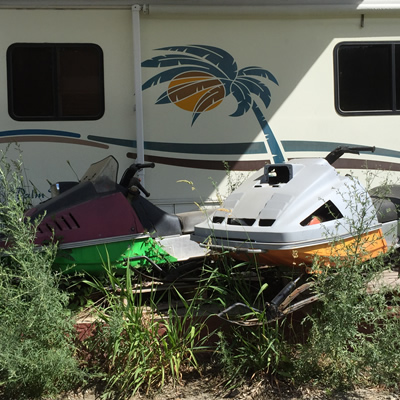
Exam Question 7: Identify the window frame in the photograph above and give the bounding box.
[334,41,400,116]
[7,43,105,121]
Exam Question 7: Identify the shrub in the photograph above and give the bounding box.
[216,319,290,388]
[0,150,84,399]
[82,264,210,399]
[295,175,400,389]
[200,253,292,387]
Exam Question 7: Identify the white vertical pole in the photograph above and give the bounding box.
[132,4,145,180]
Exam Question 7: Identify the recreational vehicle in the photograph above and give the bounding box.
[1,0,400,212]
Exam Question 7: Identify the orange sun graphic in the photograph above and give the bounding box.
[167,71,225,113]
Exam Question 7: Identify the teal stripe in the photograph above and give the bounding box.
[144,141,266,155]
[87,135,267,155]
[0,129,80,138]
[282,140,400,159]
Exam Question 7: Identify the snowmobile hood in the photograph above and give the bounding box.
[192,157,381,251]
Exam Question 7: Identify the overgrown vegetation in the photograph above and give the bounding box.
[296,252,400,389]
[81,263,211,399]
[216,320,290,388]
[295,176,400,389]
[0,150,84,400]
[1,152,400,398]
[195,252,292,388]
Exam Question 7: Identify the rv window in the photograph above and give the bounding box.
[334,42,400,115]
[7,43,104,121]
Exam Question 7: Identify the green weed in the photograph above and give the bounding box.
[199,252,292,386]
[295,174,400,389]
[0,149,84,399]
[81,263,211,399]
[216,318,290,388]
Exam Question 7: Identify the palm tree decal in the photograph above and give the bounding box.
[142,45,284,163]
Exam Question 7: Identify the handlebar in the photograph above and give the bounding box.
[134,162,156,170]
[119,162,155,196]
[130,177,151,197]
[325,146,375,165]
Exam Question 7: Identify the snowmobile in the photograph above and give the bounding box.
[192,146,400,270]
[24,156,210,276]
[191,146,400,322]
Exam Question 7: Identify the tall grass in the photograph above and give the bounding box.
[295,175,400,389]
[81,263,211,399]
[296,254,400,389]
[216,319,290,388]
[199,253,292,387]
[0,150,84,399]
[3,148,399,398]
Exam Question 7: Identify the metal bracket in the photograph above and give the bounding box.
[132,4,149,14]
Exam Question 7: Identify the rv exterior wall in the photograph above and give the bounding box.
[0,7,399,212]
[0,9,135,199]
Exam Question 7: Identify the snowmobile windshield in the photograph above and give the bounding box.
[80,156,119,193]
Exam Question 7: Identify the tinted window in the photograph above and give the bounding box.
[335,42,400,115]
[7,43,104,121]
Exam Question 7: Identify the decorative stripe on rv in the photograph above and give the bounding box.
[0,129,109,149]
[2,130,400,171]
[87,135,266,155]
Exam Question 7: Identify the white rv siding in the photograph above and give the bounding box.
[0,4,400,211]
[0,9,135,200]
[140,13,400,206]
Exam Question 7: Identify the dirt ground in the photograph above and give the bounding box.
[59,376,400,400]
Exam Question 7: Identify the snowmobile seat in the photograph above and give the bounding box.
[130,195,182,237]
[177,210,209,234]
[370,185,400,223]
